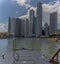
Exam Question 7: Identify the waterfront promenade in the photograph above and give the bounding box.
[0,49,51,64]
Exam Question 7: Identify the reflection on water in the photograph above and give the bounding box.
[0,38,60,59]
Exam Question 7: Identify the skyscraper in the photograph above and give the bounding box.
[24,19,29,37]
[29,9,35,37]
[36,2,42,37]
[8,17,16,36]
[15,18,21,37]
[8,17,22,37]
[50,12,57,35]
[44,23,49,35]
[21,19,25,37]
[8,17,11,34]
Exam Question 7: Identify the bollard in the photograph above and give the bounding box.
[2,53,5,59]
[42,54,45,59]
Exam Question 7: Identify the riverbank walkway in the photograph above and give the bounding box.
[0,49,51,64]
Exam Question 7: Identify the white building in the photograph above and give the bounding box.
[36,2,42,37]
[18,15,29,37]
[50,12,57,35]
[15,18,21,37]
[8,17,16,36]
[20,19,25,37]
[8,17,22,37]
[44,23,49,35]
[24,19,29,37]
[29,9,35,37]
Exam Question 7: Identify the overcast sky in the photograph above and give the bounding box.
[0,0,60,32]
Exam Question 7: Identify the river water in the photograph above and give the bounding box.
[0,38,60,59]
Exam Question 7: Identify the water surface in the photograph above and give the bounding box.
[0,38,60,59]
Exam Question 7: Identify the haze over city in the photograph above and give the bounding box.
[0,0,60,32]
[0,1,60,64]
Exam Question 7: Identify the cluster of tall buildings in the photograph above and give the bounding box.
[8,2,57,37]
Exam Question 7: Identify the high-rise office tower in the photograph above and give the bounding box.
[24,19,29,37]
[15,18,21,37]
[36,2,42,37]
[8,17,11,34]
[50,12,57,35]
[8,17,16,36]
[29,9,35,37]
[20,18,29,37]
[44,23,49,35]
[21,19,25,37]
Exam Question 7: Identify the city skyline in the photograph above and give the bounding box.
[8,2,58,37]
[0,0,60,32]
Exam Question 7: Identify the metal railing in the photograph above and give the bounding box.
[49,49,60,64]
[13,39,34,61]
[13,39,19,61]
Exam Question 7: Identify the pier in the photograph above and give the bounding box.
[0,49,51,64]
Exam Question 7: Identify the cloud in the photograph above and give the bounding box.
[19,0,60,27]
[0,23,8,32]
[14,0,32,9]
[16,0,26,6]
[19,14,29,19]
[42,0,60,13]
[21,0,60,15]
[27,7,37,16]
[19,6,37,20]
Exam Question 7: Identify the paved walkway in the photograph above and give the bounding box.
[0,50,51,64]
